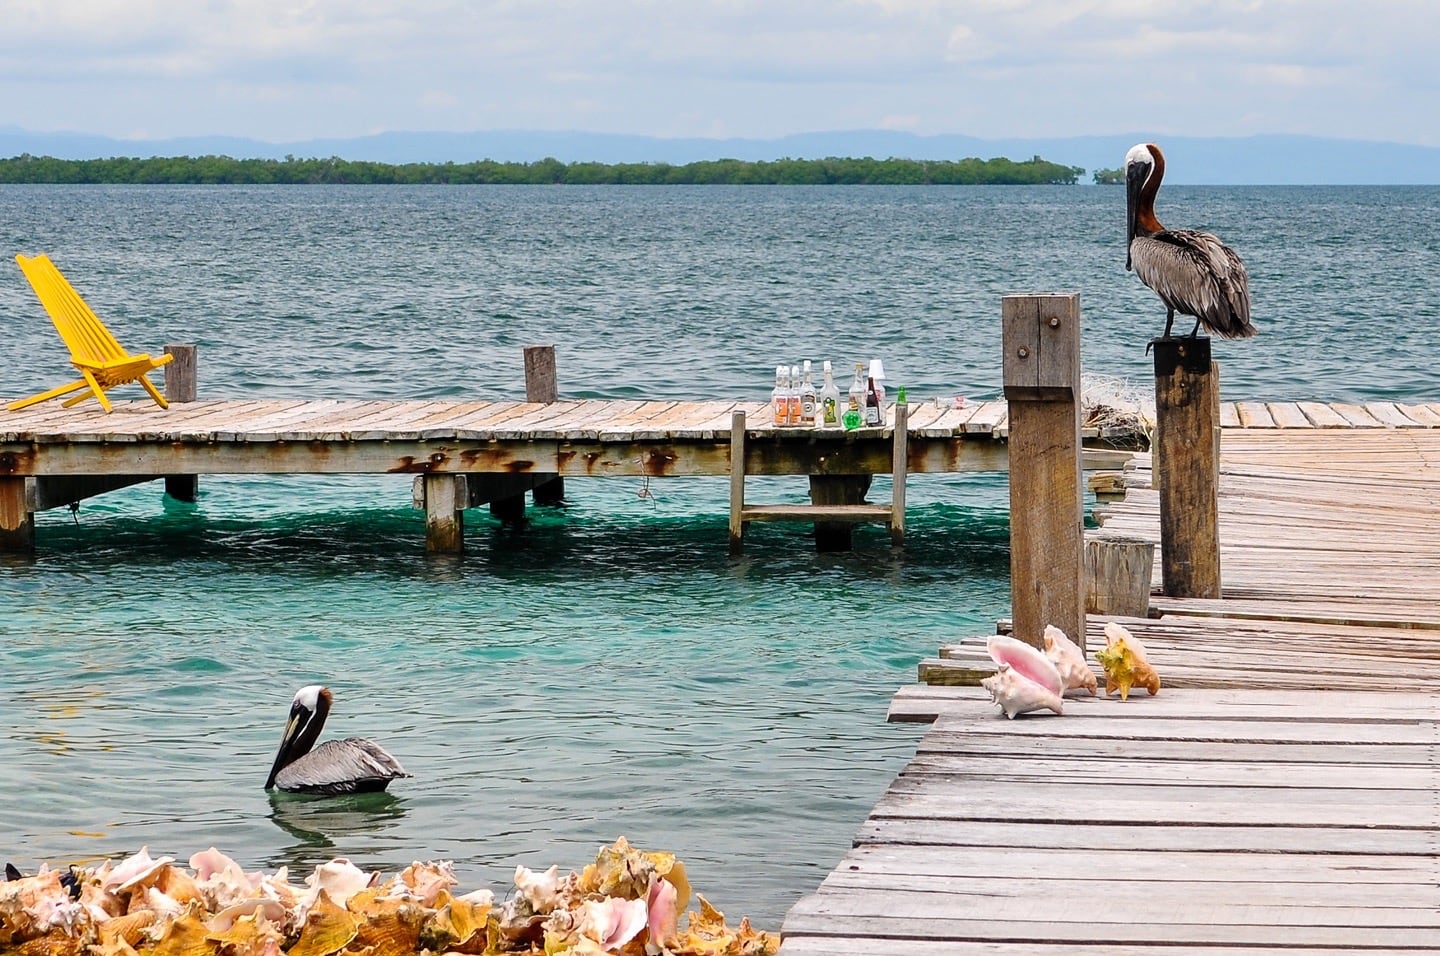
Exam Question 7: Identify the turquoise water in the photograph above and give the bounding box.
[1,185,1436,925]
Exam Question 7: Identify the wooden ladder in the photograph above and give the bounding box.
[727,404,908,555]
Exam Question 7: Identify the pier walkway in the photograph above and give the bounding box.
[780,424,1440,954]
[5,395,1436,553]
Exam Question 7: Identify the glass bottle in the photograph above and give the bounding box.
[771,364,788,426]
[844,363,865,430]
[864,373,882,426]
[819,360,840,427]
[799,360,817,426]
[787,364,803,427]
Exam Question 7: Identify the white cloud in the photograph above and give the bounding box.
[0,0,1436,144]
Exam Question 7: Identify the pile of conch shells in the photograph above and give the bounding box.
[981,621,1160,717]
[1095,620,1162,700]
[0,837,778,956]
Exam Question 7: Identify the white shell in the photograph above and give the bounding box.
[1043,624,1098,695]
[981,663,1065,719]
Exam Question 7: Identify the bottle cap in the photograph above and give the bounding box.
[869,359,886,380]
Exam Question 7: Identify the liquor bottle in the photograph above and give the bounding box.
[787,364,803,426]
[799,360,817,426]
[864,373,882,426]
[868,358,887,423]
[819,360,840,427]
[844,363,865,430]
[771,364,789,426]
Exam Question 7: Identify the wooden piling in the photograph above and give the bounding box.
[524,344,565,507]
[728,410,747,556]
[1002,293,1084,650]
[0,476,34,552]
[163,343,198,503]
[424,474,465,554]
[1152,337,1222,598]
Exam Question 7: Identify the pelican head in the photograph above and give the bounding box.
[1124,142,1163,271]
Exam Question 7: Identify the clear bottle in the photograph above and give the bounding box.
[799,360,817,426]
[819,360,840,427]
[864,373,882,426]
[844,363,865,430]
[787,364,803,426]
[771,364,789,426]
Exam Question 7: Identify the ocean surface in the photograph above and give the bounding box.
[1,185,1435,927]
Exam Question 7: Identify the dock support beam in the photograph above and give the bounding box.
[424,474,464,554]
[0,477,34,553]
[1002,293,1084,650]
[164,343,198,503]
[1152,337,1222,598]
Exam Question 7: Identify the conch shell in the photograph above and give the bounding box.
[1042,625,1098,696]
[980,635,1064,718]
[1095,621,1161,700]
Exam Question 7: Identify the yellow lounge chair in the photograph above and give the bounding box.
[8,254,173,413]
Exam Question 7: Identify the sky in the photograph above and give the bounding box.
[2,0,1438,147]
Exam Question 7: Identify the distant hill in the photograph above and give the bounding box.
[2,127,1437,185]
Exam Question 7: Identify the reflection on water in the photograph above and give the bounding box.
[266,791,409,872]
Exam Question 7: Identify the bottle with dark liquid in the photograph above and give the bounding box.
[864,373,881,426]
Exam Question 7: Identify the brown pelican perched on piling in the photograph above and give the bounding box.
[1125,142,1256,340]
[264,685,410,795]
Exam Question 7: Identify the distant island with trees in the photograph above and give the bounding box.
[0,154,1085,185]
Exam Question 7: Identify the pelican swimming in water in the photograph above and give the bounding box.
[1125,142,1255,341]
[264,685,410,795]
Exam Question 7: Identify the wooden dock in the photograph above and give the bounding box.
[779,424,1440,954]
[5,391,1436,554]
[0,394,1116,552]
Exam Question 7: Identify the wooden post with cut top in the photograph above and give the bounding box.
[491,344,564,522]
[1152,336,1222,598]
[1002,293,1084,650]
[163,343,199,503]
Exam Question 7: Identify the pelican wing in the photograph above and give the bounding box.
[1131,230,1254,338]
[272,737,410,795]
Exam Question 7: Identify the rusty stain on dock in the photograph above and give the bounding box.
[781,424,1440,955]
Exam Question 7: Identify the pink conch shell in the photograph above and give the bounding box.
[1043,625,1098,696]
[1096,621,1162,700]
[647,877,679,945]
[577,896,650,951]
[981,663,1065,718]
[986,635,1063,697]
[984,633,1065,693]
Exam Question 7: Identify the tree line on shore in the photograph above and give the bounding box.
[0,153,1086,185]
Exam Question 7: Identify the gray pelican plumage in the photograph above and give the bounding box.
[1125,142,1256,340]
[264,685,410,795]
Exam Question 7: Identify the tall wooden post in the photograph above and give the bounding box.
[525,344,565,507]
[1152,337,1222,598]
[163,343,199,503]
[0,477,34,553]
[1003,293,1084,650]
[491,344,564,522]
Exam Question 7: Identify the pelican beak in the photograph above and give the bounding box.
[263,712,303,790]
[1124,158,1150,272]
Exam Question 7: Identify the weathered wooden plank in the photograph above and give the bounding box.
[1235,400,1275,427]
[1364,401,1422,427]
[1294,401,1350,427]
[1327,402,1385,427]
[1263,401,1312,428]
